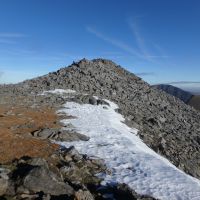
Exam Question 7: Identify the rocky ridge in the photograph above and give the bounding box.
[3,58,199,179]
[1,58,200,198]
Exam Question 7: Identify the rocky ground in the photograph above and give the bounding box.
[0,90,156,199]
[1,58,199,179]
[1,58,200,199]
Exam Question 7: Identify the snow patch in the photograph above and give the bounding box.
[58,99,200,200]
[40,89,76,95]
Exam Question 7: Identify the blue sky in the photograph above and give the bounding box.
[0,0,200,88]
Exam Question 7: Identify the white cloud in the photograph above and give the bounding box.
[0,32,27,44]
[0,33,27,38]
[135,72,156,76]
[0,39,17,44]
[167,81,200,85]
[128,19,150,60]
[87,22,169,63]
[128,18,169,61]
[86,26,144,59]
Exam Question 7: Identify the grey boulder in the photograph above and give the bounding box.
[23,164,74,196]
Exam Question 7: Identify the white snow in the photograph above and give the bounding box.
[57,99,200,200]
[40,89,76,95]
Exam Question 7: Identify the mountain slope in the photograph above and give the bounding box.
[2,58,200,180]
[57,94,200,200]
[152,84,193,103]
[1,87,158,199]
[152,84,200,111]
[188,95,200,111]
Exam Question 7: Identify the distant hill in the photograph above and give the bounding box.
[152,84,193,103]
[188,95,200,111]
[153,84,200,111]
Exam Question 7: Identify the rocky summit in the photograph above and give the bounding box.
[1,58,200,199]
[6,58,200,176]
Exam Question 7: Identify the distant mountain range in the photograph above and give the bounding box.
[152,84,200,111]
[152,84,193,103]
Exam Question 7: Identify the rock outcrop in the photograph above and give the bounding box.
[0,147,156,200]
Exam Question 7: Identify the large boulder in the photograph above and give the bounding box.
[23,164,74,196]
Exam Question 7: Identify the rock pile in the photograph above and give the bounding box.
[0,146,156,200]
[0,87,157,199]
[5,58,198,179]
[1,58,200,188]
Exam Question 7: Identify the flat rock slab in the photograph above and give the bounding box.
[31,128,90,142]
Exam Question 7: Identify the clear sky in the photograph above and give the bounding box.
[0,0,200,88]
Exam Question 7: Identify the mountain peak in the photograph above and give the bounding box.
[70,58,122,73]
[76,58,117,66]
[52,58,140,88]
[3,58,200,182]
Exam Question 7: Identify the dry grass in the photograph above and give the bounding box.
[0,104,60,164]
